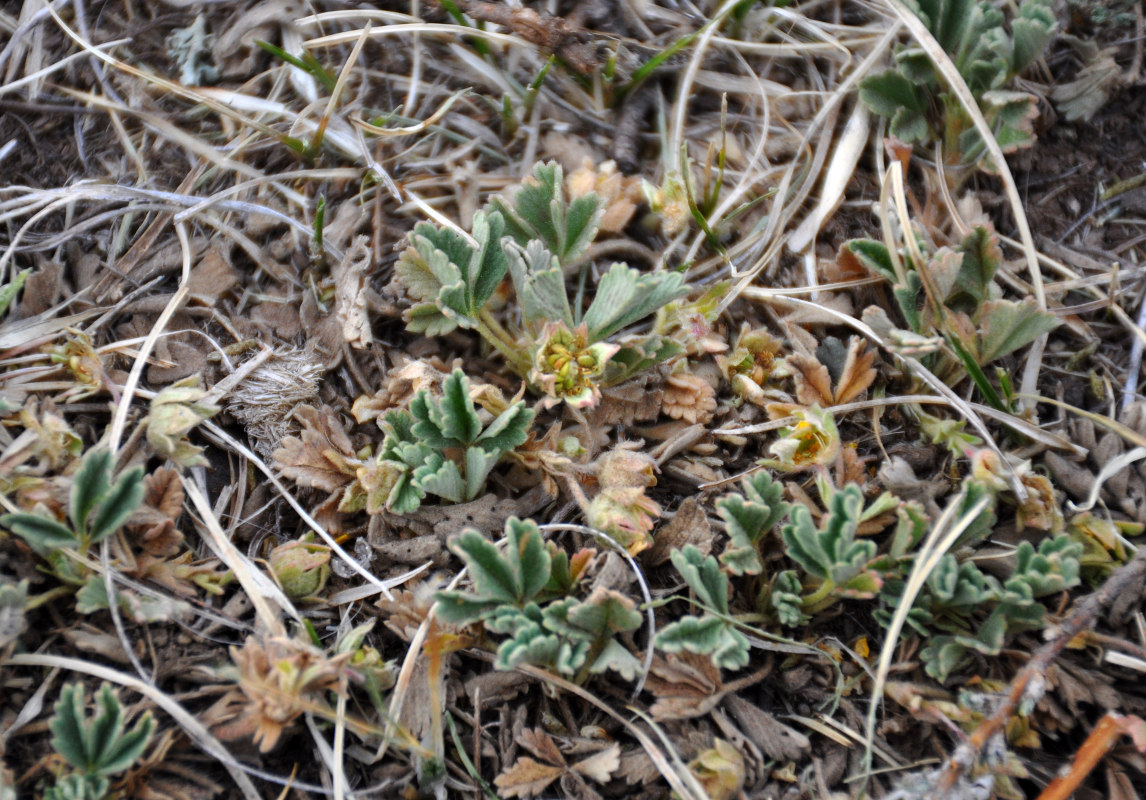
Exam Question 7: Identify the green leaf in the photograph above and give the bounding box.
[953,479,997,547]
[0,268,30,317]
[50,683,153,778]
[490,161,602,266]
[1012,535,1082,597]
[603,336,684,387]
[85,466,144,546]
[415,455,465,504]
[412,369,482,447]
[659,546,751,671]
[43,774,108,800]
[859,70,926,117]
[655,614,750,671]
[462,447,500,501]
[889,106,931,145]
[670,546,729,615]
[436,518,552,626]
[467,210,509,309]
[1011,0,1056,74]
[561,587,642,637]
[505,239,573,332]
[889,501,929,559]
[920,635,969,682]
[946,226,1001,312]
[71,449,113,535]
[781,484,875,585]
[581,263,688,342]
[2,512,79,554]
[588,638,643,680]
[770,570,808,628]
[50,684,89,771]
[973,297,1059,364]
[928,554,999,612]
[717,470,789,576]
[473,401,535,453]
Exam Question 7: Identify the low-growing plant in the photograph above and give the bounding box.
[2,448,144,562]
[344,369,534,514]
[716,470,790,576]
[434,517,643,681]
[45,683,154,800]
[843,225,1059,408]
[655,545,750,671]
[394,161,690,407]
[859,0,1056,174]
[879,533,1082,681]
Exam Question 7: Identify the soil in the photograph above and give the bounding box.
[2,2,1146,800]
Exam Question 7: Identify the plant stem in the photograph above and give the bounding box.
[801,579,838,614]
[477,311,531,374]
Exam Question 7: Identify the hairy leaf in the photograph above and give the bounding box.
[435,518,552,626]
[50,683,154,777]
[505,239,573,333]
[781,484,876,585]
[71,448,113,536]
[1,512,78,555]
[655,614,750,671]
[972,297,1060,365]
[490,161,602,266]
[717,471,789,576]
[581,263,688,342]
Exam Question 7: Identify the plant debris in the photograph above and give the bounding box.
[3,1,1146,798]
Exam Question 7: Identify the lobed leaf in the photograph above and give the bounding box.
[781,484,874,585]
[973,297,1060,365]
[2,512,78,555]
[86,465,144,546]
[70,448,113,535]
[491,161,602,266]
[717,471,788,576]
[505,239,573,332]
[581,264,688,342]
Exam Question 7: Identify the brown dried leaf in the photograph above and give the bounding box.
[273,405,359,493]
[493,757,565,798]
[351,357,452,425]
[571,744,621,783]
[186,243,238,305]
[833,337,877,405]
[786,353,833,406]
[145,466,185,519]
[334,236,373,349]
[723,694,811,762]
[661,373,717,424]
[567,159,642,233]
[518,727,566,766]
[645,496,712,567]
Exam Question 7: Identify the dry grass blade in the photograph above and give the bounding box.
[859,491,992,791]
[181,474,295,635]
[878,0,1047,406]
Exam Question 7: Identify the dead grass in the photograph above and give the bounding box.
[2,1,1146,798]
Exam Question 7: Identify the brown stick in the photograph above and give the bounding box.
[1034,712,1124,800]
[934,544,1146,797]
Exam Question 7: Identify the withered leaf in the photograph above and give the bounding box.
[645,496,712,567]
[273,405,359,493]
[144,466,185,519]
[517,727,566,766]
[493,757,565,798]
[786,353,833,406]
[833,337,878,405]
[571,744,621,783]
[334,235,373,349]
[722,694,810,762]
